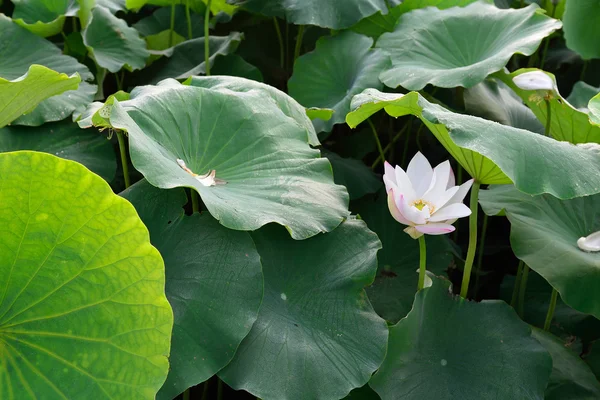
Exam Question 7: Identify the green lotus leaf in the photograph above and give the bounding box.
[495,68,600,144]
[0,120,116,181]
[107,80,348,239]
[126,0,236,15]
[353,189,455,323]
[352,0,488,39]
[587,92,600,127]
[288,31,390,133]
[133,5,206,38]
[464,78,544,134]
[210,54,263,83]
[229,0,388,29]
[122,180,263,400]
[479,184,600,319]
[323,150,381,200]
[11,0,77,37]
[370,277,552,400]
[567,81,600,112]
[97,0,127,13]
[137,33,242,84]
[185,75,320,145]
[306,107,334,121]
[77,90,131,130]
[0,65,80,129]
[83,6,150,73]
[377,2,561,90]
[347,89,600,199]
[219,219,388,400]
[0,151,173,399]
[532,328,600,400]
[562,0,600,60]
[0,15,95,126]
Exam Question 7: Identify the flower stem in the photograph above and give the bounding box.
[183,389,190,400]
[418,235,427,290]
[371,123,409,169]
[273,18,285,69]
[294,25,305,63]
[201,380,210,400]
[116,131,131,189]
[460,181,481,298]
[367,119,386,167]
[473,213,489,298]
[544,99,551,137]
[169,1,176,48]
[205,0,212,76]
[217,379,224,400]
[186,0,193,40]
[518,264,530,318]
[191,190,200,213]
[543,288,558,331]
[511,260,524,308]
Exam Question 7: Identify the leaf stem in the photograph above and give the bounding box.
[273,18,285,69]
[169,1,176,48]
[511,260,524,308]
[460,181,481,298]
[201,380,210,400]
[418,235,427,290]
[580,60,589,81]
[539,2,556,70]
[473,213,488,298]
[183,389,190,400]
[186,0,193,40]
[543,288,558,331]
[367,119,386,167]
[518,264,530,318]
[371,123,409,169]
[191,190,200,213]
[293,25,305,63]
[217,379,224,400]
[116,131,131,189]
[544,99,551,137]
[205,0,212,76]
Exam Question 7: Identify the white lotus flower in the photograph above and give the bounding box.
[513,71,557,92]
[384,152,473,239]
[577,231,600,252]
[176,158,226,186]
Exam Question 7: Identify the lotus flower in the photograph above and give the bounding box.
[384,152,473,239]
[512,71,557,92]
[577,231,600,252]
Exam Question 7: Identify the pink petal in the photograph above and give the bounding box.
[387,189,411,225]
[407,152,433,197]
[447,166,456,189]
[394,165,417,203]
[384,162,396,184]
[428,203,471,222]
[415,223,456,235]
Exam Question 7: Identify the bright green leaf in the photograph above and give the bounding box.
[83,6,150,72]
[229,0,388,29]
[288,31,390,133]
[370,277,552,399]
[0,15,95,126]
[354,190,455,323]
[185,75,320,145]
[0,151,173,399]
[219,219,388,400]
[0,65,80,129]
[11,0,76,37]
[567,81,600,112]
[122,180,263,400]
[562,0,600,60]
[532,328,600,400]
[347,89,600,199]
[377,3,561,89]
[306,107,334,121]
[495,68,600,144]
[479,185,600,319]
[0,120,116,181]
[107,80,348,239]
[587,92,600,127]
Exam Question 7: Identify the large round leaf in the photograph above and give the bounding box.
[0,120,116,181]
[229,0,388,29]
[567,81,600,112]
[133,5,206,38]
[83,6,149,73]
[377,2,561,90]
[12,0,77,37]
[562,0,600,60]
[324,150,381,200]
[353,190,456,323]
[347,89,600,199]
[0,15,95,126]
[107,80,348,239]
[370,277,552,399]
[479,185,600,319]
[288,31,390,133]
[219,219,388,400]
[122,180,263,400]
[185,75,320,145]
[0,151,172,399]
[137,33,242,84]
[495,69,600,144]
[532,328,600,400]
